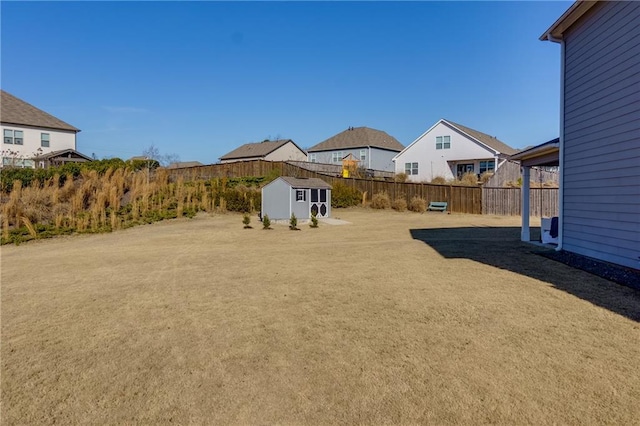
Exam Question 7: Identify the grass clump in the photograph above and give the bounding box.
[391,198,407,212]
[370,192,391,209]
[409,196,427,213]
[394,173,408,183]
[431,176,447,185]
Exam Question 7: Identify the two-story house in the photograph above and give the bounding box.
[1,90,82,168]
[307,127,404,172]
[393,119,517,182]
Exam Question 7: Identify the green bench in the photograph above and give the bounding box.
[427,201,448,212]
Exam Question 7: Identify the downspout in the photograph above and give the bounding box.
[547,32,564,251]
[367,145,371,170]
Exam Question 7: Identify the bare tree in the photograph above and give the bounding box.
[142,144,180,167]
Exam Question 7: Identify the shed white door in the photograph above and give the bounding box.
[310,189,328,217]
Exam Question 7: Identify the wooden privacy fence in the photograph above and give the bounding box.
[165,161,560,216]
[482,187,559,217]
[165,160,482,214]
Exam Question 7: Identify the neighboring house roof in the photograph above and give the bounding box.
[308,127,404,153]
[279,176,332,189]
[540,0,598,41]
[34,148,92,161]
[444,119,517,155]
[220,139,305,161]
[0,90,80,132]
[167,161,203,169]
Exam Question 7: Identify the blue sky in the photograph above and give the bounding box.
[1,1,571,164]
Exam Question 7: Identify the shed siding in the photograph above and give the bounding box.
[291,190,309,220]
[261,178,291,220]
[562,0,640,269]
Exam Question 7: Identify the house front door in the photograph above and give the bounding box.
[310,189,329,217]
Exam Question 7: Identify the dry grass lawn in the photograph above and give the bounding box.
[2,208,639,424]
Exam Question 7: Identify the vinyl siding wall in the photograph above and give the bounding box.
[264,142,307,162]
[308,148,399,172]
[1,124,76,167]
[562,0,640,269]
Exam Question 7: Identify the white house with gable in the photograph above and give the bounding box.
[393,119,517,182]
[1,90,81,168]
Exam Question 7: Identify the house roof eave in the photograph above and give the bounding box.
[540,0,599,41]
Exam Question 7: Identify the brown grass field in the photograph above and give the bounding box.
[2,208,639,424]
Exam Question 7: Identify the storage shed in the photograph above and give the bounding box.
[261,177,332,220]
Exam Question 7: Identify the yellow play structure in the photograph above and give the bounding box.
[341,153,360,178]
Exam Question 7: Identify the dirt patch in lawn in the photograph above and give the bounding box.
[2,209,639,424]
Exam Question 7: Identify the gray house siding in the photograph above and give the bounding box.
[291,191,309,220]
[261,179,291,220]
[310,147,399,172]
[562,0,640,269]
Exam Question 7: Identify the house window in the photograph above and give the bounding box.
[479,160,495,174]
[296,190,306,202]
[320,189,327,202]
[309,153,317,163]
[404,162,418,175]
[14,130,23,145]
[436,135,451,150]
[311,189,318,202]
[41,133,50,148]
[360,149,367,162]
[4,129,14,144]
[332,151,344,163]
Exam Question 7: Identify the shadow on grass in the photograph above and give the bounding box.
[410,227,640,322]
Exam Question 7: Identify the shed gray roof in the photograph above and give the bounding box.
[444,119,517,155]
[1,90,80,132]
[279,176,332,189]
[308,127,404,152]
[220,139,305,161]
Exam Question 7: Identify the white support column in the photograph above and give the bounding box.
[521,166,531,241]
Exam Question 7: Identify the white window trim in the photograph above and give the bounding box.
[296,189,306,202]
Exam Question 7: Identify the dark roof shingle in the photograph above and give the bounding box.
[1,90,80,132]
[444,119,516,155]
[279,176,331,189]
[220,139,304,160]
[308,127,404,152]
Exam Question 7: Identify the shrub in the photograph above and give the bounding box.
[431,176,447,185]
[459,172,479,186]
[370,192,391,209]
[309,212,319,228]
[262,214,271,230]
[394,173,408,183]
[224,188,252,212]
[331,181,361,208]
[242,213,252,229]
[391,198,407,212]
[289,213,299,230]
[409,196,427,213]
[480,172,494,184]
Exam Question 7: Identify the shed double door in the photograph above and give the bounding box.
[310,189,328,217]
